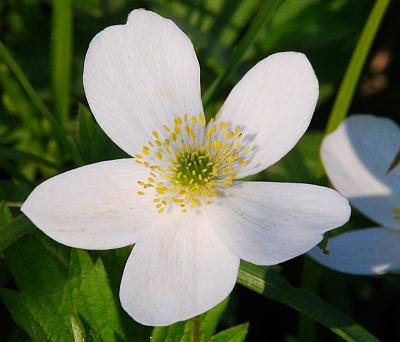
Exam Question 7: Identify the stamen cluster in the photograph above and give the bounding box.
[134,112,251,213]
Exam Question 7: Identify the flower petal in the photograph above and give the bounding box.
[205,182,350,265]
[22,159,158,249]
[309,227,400,275]
[321,115,400,229]
[83,9,203,156]
[119,212,239,326]
[214,52,319,178]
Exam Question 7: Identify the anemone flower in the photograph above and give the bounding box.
[310,115,400,275]
[22,9,350,325]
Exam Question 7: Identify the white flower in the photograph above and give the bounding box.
[310,115,400,275]
[22,9,350,326]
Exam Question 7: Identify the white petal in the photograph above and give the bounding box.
[214,52,319,178]
[205,182,350,265]
[83,9,203,155]
[321,115,400,229]
[22,159,158,249]
[119,212,239,326]
[309,227,400,275]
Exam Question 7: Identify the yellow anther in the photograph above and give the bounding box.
[153,198,161,203]
[163,125,171,133]
[152,130,160,139]
[137,191,145,195]
[142,146,150,155]
[199,113,206,127]
[219,122,229,129]
[223,131,232,140]
[155,140,162,146]
[156,187,167,194]
[158,208,165,213]
[191,115,197,126]
[227,155,235,164]
[134,154,143,159]
[171,133,177,142]
[156,152,163,160]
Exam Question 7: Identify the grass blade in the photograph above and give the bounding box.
[0,40,82,164]
[50,0,73,125]
[202,0,284,107]
[325,0,390,134]
[0,215,33,252]
[238,262,380,342]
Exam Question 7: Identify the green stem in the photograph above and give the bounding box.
[202,0,284,108]
[4,202,23,208]
[192,315,200,342]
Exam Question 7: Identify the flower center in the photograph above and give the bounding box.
[174,151,214,186]
[134,112,251,213]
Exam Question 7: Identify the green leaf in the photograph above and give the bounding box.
[200,298,229,341]
[50,0,73,125]
[0,288,49,341]
[2,237,75,341]
[325,0,390,134]
[202,0,284,107]
[238,262,380,342]
[210,323,249,342]
[151,321,190,342]
[1,237,125,341]
[0,215,33,252]
[68,249,126,341]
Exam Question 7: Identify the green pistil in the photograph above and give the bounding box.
[175,151,214,186]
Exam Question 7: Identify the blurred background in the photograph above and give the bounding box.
[0,0,399,341]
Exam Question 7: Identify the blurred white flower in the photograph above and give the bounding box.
[310,115,400,275]
[22,9,350,326]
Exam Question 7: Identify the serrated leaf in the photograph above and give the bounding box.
[200,298,229,342]
[0,288,48,341]
[1,237,125,341]
[210,323,249,342]
[68,249,126,341]
[2,237,74,341]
